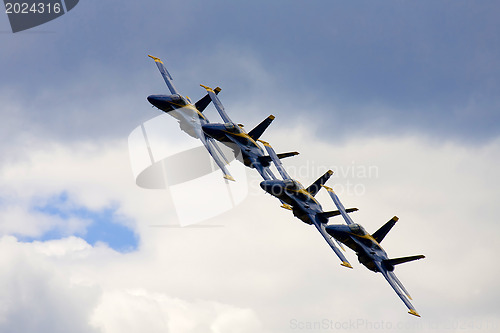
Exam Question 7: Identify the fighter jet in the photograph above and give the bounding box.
[199,84,298,180]
[258,140,358,268]
[322,185,425,317]
[146,55,234,181]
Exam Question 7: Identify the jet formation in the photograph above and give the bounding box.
[147,55,425,317]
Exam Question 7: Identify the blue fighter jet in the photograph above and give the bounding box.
[322,185,425,317]
[199,84,298,181]
[258,140,358,268]
[146,55,234,181]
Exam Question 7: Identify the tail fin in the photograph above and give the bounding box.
[306,170,333,197]
[248,115,275,141]
[383,255,425,271]
[195,87,221,112]
[372,216,398,243]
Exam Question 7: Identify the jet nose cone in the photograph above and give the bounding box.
[147,95,175,112]
[260,180,284,196]
[147,95,161,107]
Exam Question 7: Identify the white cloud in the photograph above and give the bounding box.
[0,236,101,333]
[0,125,499,331]
[91,289,262,333]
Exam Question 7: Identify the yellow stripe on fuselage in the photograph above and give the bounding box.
[349,232,382,248]
[287,188,320,205]
[168,102,207,120]
[223,130,259,147]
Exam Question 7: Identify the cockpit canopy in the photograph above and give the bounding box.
[283,179,301,189]
[169,94,189,106]
[223,122,239,133]
[348,223,366,235]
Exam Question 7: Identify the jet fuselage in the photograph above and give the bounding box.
[202,122,267,168]
[147,94,208,139]
[325,224,390,272]
[260,179,324,224]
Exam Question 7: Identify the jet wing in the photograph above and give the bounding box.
[199,135,235,182]
[200,84,233,123]
[321,185,355,225]
[258,140,292,180]
[374,261,421,317]
[148,55,179,95]
[311,214,353,268]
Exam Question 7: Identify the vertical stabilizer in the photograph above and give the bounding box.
[248,115,275,141]
[372,216,398,243]
[306,170,333,197]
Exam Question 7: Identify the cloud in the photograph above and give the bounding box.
[0,236,101,333]
[0,125,499,331]
[3,2,499,143]
[91,289,262,333]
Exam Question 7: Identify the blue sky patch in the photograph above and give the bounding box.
[23,192,138,252]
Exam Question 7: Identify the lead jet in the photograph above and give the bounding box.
[146,55,234,181]
[322,186,425,317]
[199,84,298,181]
[258,140,358,268]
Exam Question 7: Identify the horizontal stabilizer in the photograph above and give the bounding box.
[317,208,358,222]
[248,115,275,141]
[195,87,221,112]
[383,255,425,268]
[372,216,398,243]
[258,151,299,166]
[306,170,333,197]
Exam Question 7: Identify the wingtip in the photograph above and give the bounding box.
[148,55,162,63]
[214,87,222,93]
[321,184,333,192]
[224,175,235,182]
[280,204,293,211]
[257,139,270,147]
[341,261,353,269]
[408,309,421,317]
[269,115,276,120]
[200,84,214,93]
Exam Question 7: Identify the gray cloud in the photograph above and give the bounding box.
[2,1,499,144]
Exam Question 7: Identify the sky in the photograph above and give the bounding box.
[1,1,500,332]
